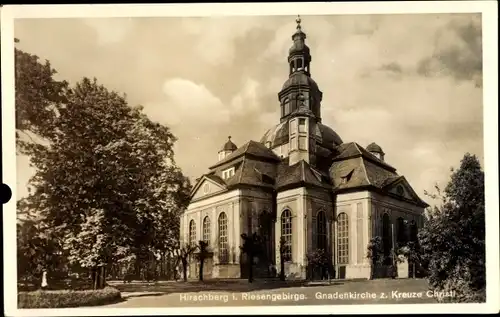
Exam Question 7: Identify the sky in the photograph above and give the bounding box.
[14,13,484,204]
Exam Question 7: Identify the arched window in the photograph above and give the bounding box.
[281,209,292,261]
[337,213,349,264]
[382,213,392,262]
[297,58,303,69]
[396,217,407,246]
[189,220,196,246]
[316,210,327,251]
[218,212,228,263]
[409,221,418,242]
[202,216,211,245]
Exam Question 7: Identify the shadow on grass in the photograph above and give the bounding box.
[111,279,345,296]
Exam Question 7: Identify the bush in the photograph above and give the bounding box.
[18,286,121,308]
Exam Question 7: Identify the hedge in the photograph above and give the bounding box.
[18,286,122,308]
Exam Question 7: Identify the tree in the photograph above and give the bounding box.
[174,243,198,282]
[18,76,191,289]
[16,216,66,286]
[419,153,485,302]
[366,236,384,280]
[15,43,69,151]
[240,232,265,283]
[306,249,331,281]
[278,236,290,281]
[196,241,210,281]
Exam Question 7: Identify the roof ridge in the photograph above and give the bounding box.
[359,157,372,186]
[238,156,247,184]
[352,142,364,155]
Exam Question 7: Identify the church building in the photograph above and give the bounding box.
[180,17,428,280]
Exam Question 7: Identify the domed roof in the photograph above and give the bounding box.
[221,136,237,152]
[281,72,319,91]
[260,122,342,151]
[366,142,384,154]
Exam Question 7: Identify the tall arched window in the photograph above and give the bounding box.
[337,213,349,264]
[189,220,196,246]
[382,213,392,263]
[316,210,327,251]
[396,217,407,246]
[281,209,292,261]
[409,221,418,242]
[202,216,211,245]
[218,212,228,263]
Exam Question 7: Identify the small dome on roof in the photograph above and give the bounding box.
[366,142,384,154]
[221,136,237,152]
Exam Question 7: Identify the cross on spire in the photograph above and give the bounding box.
[296,15,302,30]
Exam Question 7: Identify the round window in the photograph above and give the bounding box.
[203,183,210,194]
[397,186,404,195]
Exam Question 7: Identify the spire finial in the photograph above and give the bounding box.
[296,15,301,30]
[228,136,232,140]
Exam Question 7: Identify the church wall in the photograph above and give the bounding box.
[182,189,243,279]
[369,191,425,238]
[335,191,371,279]
[276,188,307,279]
[304,188,334,279]
[369,192,425,279]
[304,188,333,256]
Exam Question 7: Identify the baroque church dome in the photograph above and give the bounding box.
[260,122,343,151]
[261,15,343,153]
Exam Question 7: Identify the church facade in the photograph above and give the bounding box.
[180,17,428,280]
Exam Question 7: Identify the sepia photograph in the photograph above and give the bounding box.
[1,2,498,316]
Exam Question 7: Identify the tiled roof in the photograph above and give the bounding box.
[333,142,396,172]
[209,140,280,169]
[205,174,226,187]
[276,160,330,190]
[330,142,399,191]
[192,141,426,207]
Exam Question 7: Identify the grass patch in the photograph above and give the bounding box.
[18,286,122,308]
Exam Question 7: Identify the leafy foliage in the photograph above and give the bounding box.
[366,236,385,279]
[240,232,265,283]
[18,287,121,308]
[419,153,485,302]
[306,249,331,280]
[15,45,191,289]
[15,44,69,144]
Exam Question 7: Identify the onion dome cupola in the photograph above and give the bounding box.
[366,142,385,161]
[218,136,237,161]
[278,15,323,124]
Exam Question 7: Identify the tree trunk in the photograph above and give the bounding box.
[182,259,188,282]
[92,267,98,290]
[101,266,106,288]
[247,254,253,283]
[199,257,204,281]
[280,259,285,281]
